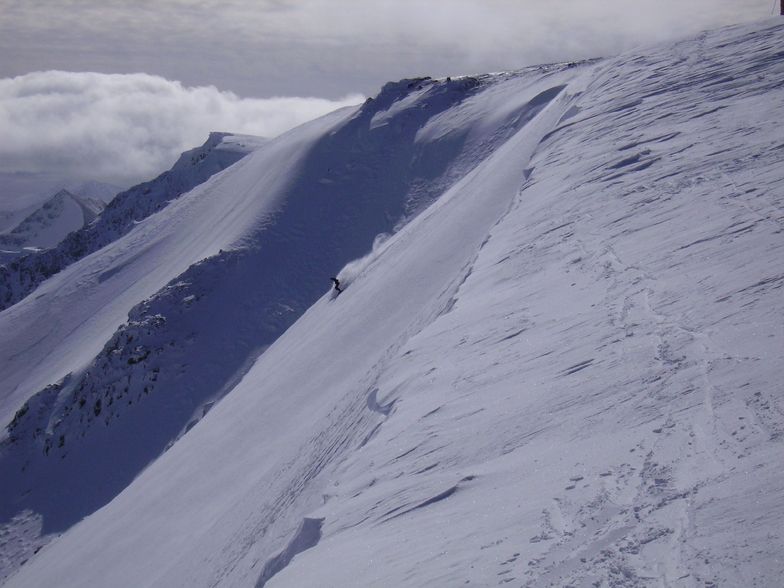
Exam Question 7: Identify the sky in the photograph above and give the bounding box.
[0,0,772,208]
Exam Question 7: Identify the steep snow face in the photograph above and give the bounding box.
[0,190,104,263]
[0,72,563,423]
[0,132,264,311]
[0,65,581,580]
[3,19,784,588]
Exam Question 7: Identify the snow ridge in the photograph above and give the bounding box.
[255,518,324,588]
[0,63,579,582]
[2,19,784,588]
[0,189,104,263]
[0,132,262,311]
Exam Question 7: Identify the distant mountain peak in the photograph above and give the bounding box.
[0,188,106,256]
[65,180,122,205]
[49,188,75,199]
[0,131,265,307]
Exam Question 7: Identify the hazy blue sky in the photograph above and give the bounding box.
[0,0,773,205]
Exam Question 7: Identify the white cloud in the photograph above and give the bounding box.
[0,70,363,187]
[0,0,767,99]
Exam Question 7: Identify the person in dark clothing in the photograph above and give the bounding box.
[330,277,343,293]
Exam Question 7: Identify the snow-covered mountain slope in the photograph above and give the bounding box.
[65,180,120,204]
[3,18,784,588]
[0,179,118,235]
[0,205,38,235]
[0,189,104,263]
[0,67,575,579]
[0,132,265,311]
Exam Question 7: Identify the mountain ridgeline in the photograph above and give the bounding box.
[1,20,783,588]
[0,189,105,264]
[0,70,574,552]
[0,133,263,310]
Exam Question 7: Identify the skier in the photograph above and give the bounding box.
[330,277,343,294]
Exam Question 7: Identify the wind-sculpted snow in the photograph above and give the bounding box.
[0,64,578,581]
[3,19,784,588]
[0,132,261,311]
[271,22,784,587]
[255,517,324,588]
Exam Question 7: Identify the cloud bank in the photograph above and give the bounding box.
[0,71,363,187]
[0,0,767,98]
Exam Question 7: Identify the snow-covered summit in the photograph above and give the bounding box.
[0,189,104,262]
[64,180,120,205]
[0,132,265,310]
[1,18,784,588]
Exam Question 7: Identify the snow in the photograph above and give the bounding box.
[0,189,102,253]
[0,177,65,232]
[64,180,121,204]
[2,18,784,588]
[0,189,109,266]
[0,179,116,234]
[0,124,309,420]
[0,131,265,312]
[0,206,37,235]
[369,79,433,130]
